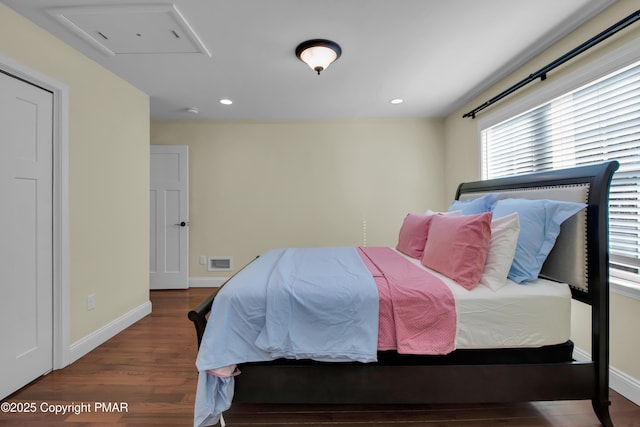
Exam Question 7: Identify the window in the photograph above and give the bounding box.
[481,60,640,290]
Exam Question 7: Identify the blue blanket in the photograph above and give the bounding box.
[194,247,379,426]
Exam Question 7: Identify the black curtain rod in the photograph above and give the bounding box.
[463,8,640,119]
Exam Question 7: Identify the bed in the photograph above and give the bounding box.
[189,160,618,427]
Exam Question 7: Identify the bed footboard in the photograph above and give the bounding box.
[188,293,216,348]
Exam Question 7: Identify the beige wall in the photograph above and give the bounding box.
[443,0,640,384]
[0,4,150,343]
[151,119,445,276]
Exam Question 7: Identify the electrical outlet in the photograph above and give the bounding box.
[87,294,96,311]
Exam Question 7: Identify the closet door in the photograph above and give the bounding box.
[0,71,53,398]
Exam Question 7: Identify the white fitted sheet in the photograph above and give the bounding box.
[397,250,572,349]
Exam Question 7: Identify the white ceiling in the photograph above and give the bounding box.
[2,0,616,120]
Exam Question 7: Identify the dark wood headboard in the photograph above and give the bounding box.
[455,161,618,406]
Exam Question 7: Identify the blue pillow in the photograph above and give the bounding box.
[492,198,586,283]
[448,193,499,215]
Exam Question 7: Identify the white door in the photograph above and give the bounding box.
[0,71,53,398]
[150,145,189,289]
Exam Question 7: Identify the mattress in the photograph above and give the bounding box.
[395,249,572,349]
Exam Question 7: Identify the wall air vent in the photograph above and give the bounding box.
[208,257,232,272]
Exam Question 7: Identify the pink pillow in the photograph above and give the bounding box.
[421,212,493,290]
[396,214,435,258]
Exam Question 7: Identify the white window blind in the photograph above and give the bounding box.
[482,60,640,285]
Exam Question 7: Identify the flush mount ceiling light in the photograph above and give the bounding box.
[295,39,342,75]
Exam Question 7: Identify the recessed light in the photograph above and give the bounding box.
[390,98,404,105]
[219,99,233,105]
[185,107,199,114]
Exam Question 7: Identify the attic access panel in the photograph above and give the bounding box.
[47,4,211,56]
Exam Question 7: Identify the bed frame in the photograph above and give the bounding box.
[189,161,619,426]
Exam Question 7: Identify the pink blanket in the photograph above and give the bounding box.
[358,247,456,355]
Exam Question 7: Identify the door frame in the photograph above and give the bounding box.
[0,53,70,370]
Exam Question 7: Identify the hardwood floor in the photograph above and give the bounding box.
[1,288,639,426]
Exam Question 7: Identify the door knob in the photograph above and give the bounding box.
[175,221,188,227]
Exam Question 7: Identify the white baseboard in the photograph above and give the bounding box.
[573,346,640,406]
[68,300,152,365]
[189,277,229,288]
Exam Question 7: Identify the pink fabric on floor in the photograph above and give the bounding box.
[358,247,456,355]
[207,365,240,378]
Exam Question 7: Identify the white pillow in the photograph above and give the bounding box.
[479,212,520,291]
[425,209,461,216]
